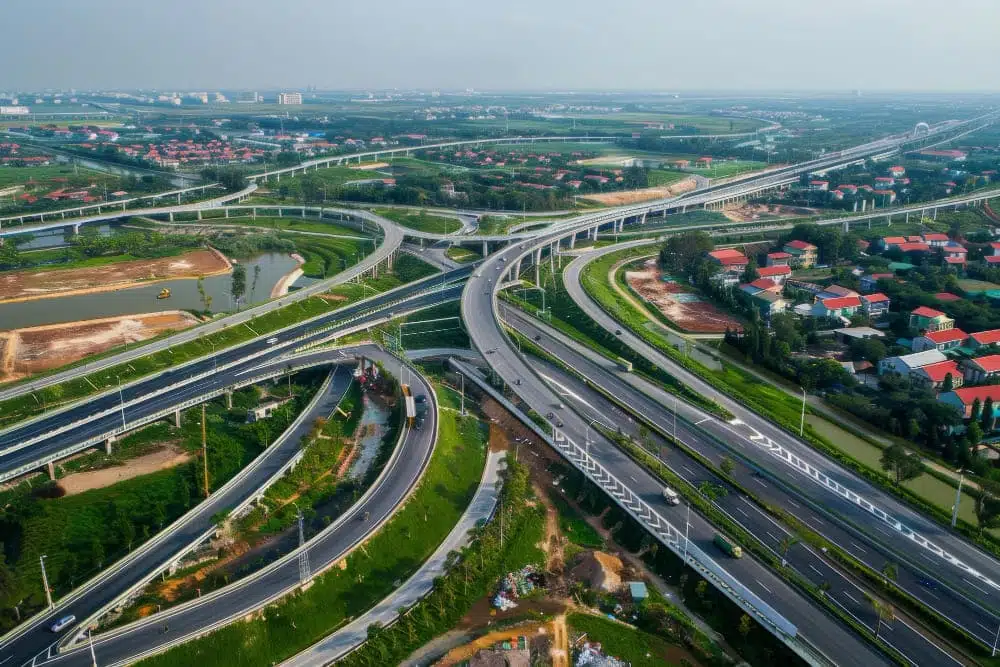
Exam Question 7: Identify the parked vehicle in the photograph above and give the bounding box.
[714,533,743,558]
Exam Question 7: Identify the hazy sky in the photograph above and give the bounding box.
[4,0,999,92]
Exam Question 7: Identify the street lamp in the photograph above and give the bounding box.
[585,418,611,463]
[39,555,53,609]
[682,502,691,563]
[116,375,126,432]
[951,469,967,528]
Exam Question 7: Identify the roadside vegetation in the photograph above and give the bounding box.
[0,372,326,632]
[372,207,463,234]
[137,382,491,667]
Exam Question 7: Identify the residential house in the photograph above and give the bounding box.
[874,176,895,189]
[812,295,861,322]
[879,349,948,376]
[860,273,894,292]
[873,189,897,206]
[747,278,782,293]
[838,184,858,195]
[888,165,906,177]
[751,290,787,319]
[834,327,886,345]
[961,354,1000,384]
[830,189,844,201]
[911,328,968,352]
[896,241,930,254]
[909,306,954,332]
[707,249,749,286]
[861,292,891,319]
[922,233,950,247]
[911,360,964,391]
[942,243,968,266]
[818,284,858,300]
[766,251,792,267]
[783,240,818,268]
[809,180,829,191]
[934,292,962,303]
[939,386,1000,420]
[990,242,1000,257]
[756,264,792,284]
[968,329,1000,351]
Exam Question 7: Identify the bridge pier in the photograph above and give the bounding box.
[905,211,910,223]
[225,208,230,218]
[72,223,80,235]
[105,437,115,455]
[513,258,522,279]
[169,212,174,222]
[569,234,576,249]
[933,208,938,220]
[196,210,202,221]
[301,207,306,217]
[534,248,542,285]
[174,409,182,428]
[226,391,233,410]
[482,240,489,257]
[47,462,56,480]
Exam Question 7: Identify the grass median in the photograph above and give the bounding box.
[136,383,489,667]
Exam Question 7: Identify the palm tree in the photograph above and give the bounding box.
[866,594,895,641]
[779,535,800,565]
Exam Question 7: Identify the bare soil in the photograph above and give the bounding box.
[0,310,199,382]
[626,259,742,334]
[0,248,231,303]
[581,178,696,206]
[722,202,820,222]
[57,444,192,495]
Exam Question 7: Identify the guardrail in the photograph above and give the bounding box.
[67,354,435,663]
[449,359,832,667]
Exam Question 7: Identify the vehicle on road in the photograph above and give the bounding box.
[534,334,541,341]
[415,394,427,404]
[50,615,76,633]
[546,411,555,419]
[266,337,279,345]
[714,533,743,558]
[616,357,633,372]
[662,486,681,505]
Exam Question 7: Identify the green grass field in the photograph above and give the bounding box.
[567,613,684,667]
[0,164,113,188]
[137,392,488,667]
[372,207,462,234]
[183,215,364,238]
[445,246,481,263]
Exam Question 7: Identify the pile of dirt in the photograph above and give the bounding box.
[626,259,742,334]
[57,444,192,496]
[581,178,696,206]
[570,551,623,593]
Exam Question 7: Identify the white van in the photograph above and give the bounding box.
[50,614,76,633]
[662,486,681,506]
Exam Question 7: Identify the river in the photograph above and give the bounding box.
[0,252,300,330]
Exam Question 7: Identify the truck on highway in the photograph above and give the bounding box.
[713,533,743,558]
[615,357,633,372]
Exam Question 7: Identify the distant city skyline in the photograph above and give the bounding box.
[3,0,999,92]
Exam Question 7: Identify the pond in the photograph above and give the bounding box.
[0,251,300,330]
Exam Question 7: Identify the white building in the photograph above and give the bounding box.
[277,92,303,105]
[878,350,948,376]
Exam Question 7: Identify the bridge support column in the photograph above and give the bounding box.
[196,210,202,221]
[933,208,938,220]
[482,240,488,257]
[169,212,174,222]
[226,391,233,409]
[905,211,910,223]
[177,193,182,205]
[301,207,306,217]
[47,462,56,480]
[843,220,849,233]
[641,212,647,225]
[861,200,866,213]
[513,258,521,280]
[174,409,182,428]
[225,209,230,218]
[105,437,115,455]
[569,234,576,249]
[534,248,542,285]
[72,223,80,235]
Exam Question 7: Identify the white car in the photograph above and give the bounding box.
[266,337,279,345]
[50,615,76,633]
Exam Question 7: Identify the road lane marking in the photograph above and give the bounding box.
[754,579,772,595]
[787,499,801,508]
[682,465,695,475]
[765,531,779,542]
[809,564,823,577]
[849,542,866,554]
[737,507,750,518]
[843,591,861,605]
[963,578,991,596]
[695,417,711,425]
[753,477,766,487]
[978,622,993,633]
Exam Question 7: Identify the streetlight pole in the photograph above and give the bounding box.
[89,628,98,667]
[682,502,691,563]
[951,470,965,528]
[672,395,678,441]
[460,373,465,417]
[116,376,126,432]
[992,620,1000,657]
[39,555,53,609]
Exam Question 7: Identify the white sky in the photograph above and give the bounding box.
[3,0,999,91]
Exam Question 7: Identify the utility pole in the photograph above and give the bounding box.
[460,373,465,416]
[202,404,210,498]
[682,503,691,562]
[89,629,98,667]
[40,555,53,608]
[295,503,310,584]
[799,388,806,437]
[117,376,126,432]
[951,470,966,528]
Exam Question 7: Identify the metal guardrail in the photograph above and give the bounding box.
[449,362,833,667]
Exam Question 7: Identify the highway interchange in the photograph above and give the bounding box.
[3,118,1000,665]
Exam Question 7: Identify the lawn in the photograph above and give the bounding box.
[372,207,462,234]
[185,215,365,238]
[549,490,604,549]
[0,164,112,188]
[685,160,769,178]
[958,278,1000,294]
[445,246,481,263]
[137,390,489,667]
[567,613,685,667]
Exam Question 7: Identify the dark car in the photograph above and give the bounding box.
[414,395,427,404]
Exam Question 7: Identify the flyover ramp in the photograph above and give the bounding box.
[30,347,438,667]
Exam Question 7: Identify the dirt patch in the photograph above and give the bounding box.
[0,248,231,304]
[350,162,389,170]
[580,178,696,206]
[0,310,200,383]
[58,443,192,495]
[626,259,742,334]
[722,202,820,223]
[270,253,305,298]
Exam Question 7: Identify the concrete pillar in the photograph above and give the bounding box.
[641,212,647,225]
[174,409,182,428]
[72,223,80,235]
[534,248,542,285]
[225,208,230,218]
[905,211,910,223]
[301,207,306,217]
[482,240,488,257]
[47,462,56,480]
[196,209,202,221]
[861,199,867,213]
[169,212,174,222]
[105,438,114,455]
[933,208,938,220]
[569,234,576,249]
[226,392,233,409]
[513,258,522,279]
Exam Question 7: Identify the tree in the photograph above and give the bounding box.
[742,258,759,284]
[659,231,714,276]
[867,594,895,641]
[230,263,247,309]
[879,443,923,485]
[738,613,753,641]
[196,276,212,312]
[720,456,735,476]
[971,398,982,422]
[982,397,996,433]
[851,337,887,364]
[942,373,954,393]
[967,422,984,446]
[974,481,1000,535]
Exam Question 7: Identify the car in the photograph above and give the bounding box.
[556,420,564,427]
[414,395,427,404]
[918,578,938,589]
[500,257,507,262]
[266,337,279,345]
[534,335,542,341]
[50,615,76,633]
[546,411,555,420]
[615,329,622,335]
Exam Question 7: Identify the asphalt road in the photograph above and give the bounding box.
[461,244,890,666]
[507,307,963,666]
[2,362,355,665]
[0,269,470,481]
[35,346,439,667]
[0,208,404,403]
[281,450,505,666]
[562,247,1000,621]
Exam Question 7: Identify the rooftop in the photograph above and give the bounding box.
[922,328,968,344]
[917,360,962,382]
[971,329,1000,346]
[911,306,946,319]
[968,354,1000,373]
